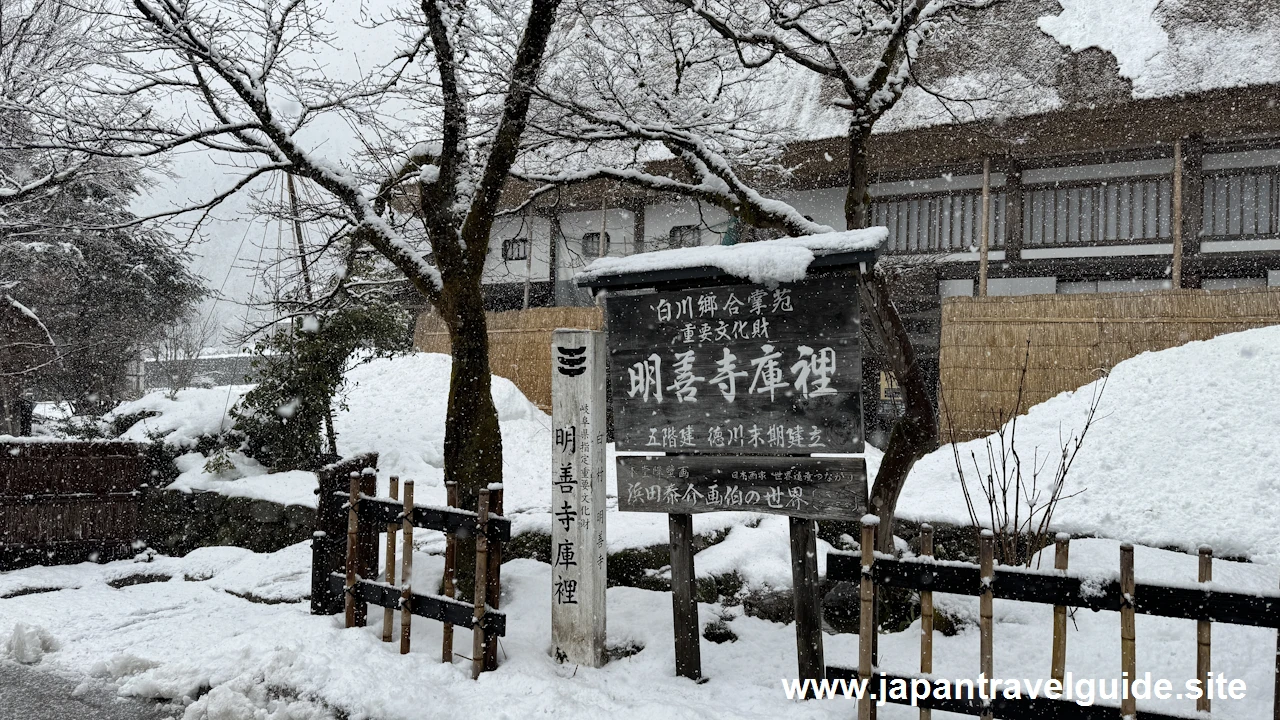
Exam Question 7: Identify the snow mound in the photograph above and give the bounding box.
[109,386,250,447]
[3,622,59,664]
[334,353,551,517]
[900,325,1280,563]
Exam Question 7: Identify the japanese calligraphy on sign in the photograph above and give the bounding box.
[550,330,607,668]
[605,275,863,454]
[616,455,867,521]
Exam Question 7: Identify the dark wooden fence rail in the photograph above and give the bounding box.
[825,520,1280,720]
[0,440,148,569]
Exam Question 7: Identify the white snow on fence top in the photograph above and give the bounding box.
[578,227,886,287]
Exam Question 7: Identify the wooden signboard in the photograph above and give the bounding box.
[550,330,608,668]
[605,275,863,455]
[592,265,871,685]
[617,455,867,522]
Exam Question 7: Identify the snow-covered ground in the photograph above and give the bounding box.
[0,538,1274,719]
[8,329,1279,717]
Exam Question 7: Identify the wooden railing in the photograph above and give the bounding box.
[825,520,1280,719]
[332,473,511,678]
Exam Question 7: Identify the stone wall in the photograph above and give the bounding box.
[142,489,314,556]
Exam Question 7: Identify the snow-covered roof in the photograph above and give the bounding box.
[577,228,886,287]
[764,0,1280,142]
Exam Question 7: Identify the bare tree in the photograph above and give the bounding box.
[525,0,995,551]
[0,0,148,221]
[943,340,1108,567]
[144,312,219,397]
[14,0,568,587]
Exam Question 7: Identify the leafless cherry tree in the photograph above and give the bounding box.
[525,0,996,551]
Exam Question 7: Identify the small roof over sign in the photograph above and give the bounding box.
[576,228,884,292]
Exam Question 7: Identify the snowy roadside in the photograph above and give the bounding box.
[1,538,1275,719]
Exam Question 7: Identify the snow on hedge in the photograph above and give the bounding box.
[577,228,886,286]
[108,385,250,447]
[899,325,1280,563]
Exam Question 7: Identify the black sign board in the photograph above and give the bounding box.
[617,455,867,521]
[605,275,863,455]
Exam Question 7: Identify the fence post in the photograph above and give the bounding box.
[1274,573,1279,720]
[472,488,491,680]
[1051,533,1070,682]
[344,471,361,629]
[919,524,934,720]
[442,481,457,663]
[858,516,878,720]
[399,480,414,655]
[1120,543,1136,718]
[311,465,344,615]
[383,476,400,643]
[1197,545,1212,713]
[359,468,379,582]
[979,531,994,720]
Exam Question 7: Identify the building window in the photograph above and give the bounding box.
[1023,177,1171,246]
[1203,170,1280,238]
[501,237,530,261]
[581,231,611,259]
[871,192,1005,253]
[668,224,701,248]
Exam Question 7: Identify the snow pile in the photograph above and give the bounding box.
[578,228,886,286]
[900,326,1280,563]
[333,353,552,519]
[166,452,319,508]
[109,385,250,447]
[3,622,59,664]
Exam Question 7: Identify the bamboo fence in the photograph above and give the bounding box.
[939,287,1280,442]
[414,306,604,410]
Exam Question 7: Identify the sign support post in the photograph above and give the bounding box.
[790,516,824,680]
[550,329,608,667]
[668,512,702,680]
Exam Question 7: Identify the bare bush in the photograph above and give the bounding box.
[943,339,1108,567]
[144,313,218,397]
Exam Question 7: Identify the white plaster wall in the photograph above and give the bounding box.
[482,215,553,285]
[642,201,731,248]
[556,208,636,279]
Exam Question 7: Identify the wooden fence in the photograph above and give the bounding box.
[312,456,512,677]
[0,440,148,569]
[311,454,380,614]
[414,307,604,410]
[939,287,1280,441]
[825,520,1280,719]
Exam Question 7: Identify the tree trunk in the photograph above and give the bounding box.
[845,123,939,554]
[440,275,503,598]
